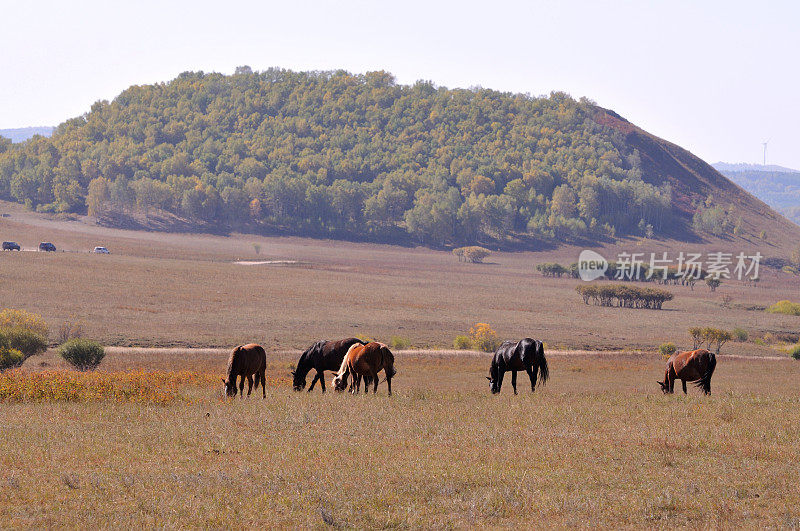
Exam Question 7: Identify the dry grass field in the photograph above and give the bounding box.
[2,200,800,355]
[3,203,800,527]
[1,349,799,528]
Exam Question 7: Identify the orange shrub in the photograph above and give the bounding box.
[469,323,500,352]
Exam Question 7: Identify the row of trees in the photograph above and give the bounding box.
[576,284,674,309]
[0,67,675,245]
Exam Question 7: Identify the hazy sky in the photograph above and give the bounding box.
[2,0,798,168]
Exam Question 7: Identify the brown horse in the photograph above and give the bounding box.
[332,342,396,395]
[222,344,267,398]
[658,348,716,395]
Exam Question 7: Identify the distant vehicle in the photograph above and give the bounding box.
[38,242,56,252]
[2,241,20,251]
[93,246,110,254]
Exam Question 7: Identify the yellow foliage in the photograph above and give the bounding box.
[0,309,48,337]
[469,322,500,352]
[0,370,223,404]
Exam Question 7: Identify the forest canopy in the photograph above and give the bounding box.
[0,67,674,245]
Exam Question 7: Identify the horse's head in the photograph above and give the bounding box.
[221,377,237,397]
[291,367,305,392]
[332,373,348,392]
[656,380,669,394]
[486,376,500,394]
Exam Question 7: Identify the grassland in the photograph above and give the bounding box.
[3,203,800,526]
[2,350,799,528]
[2,201,800,355]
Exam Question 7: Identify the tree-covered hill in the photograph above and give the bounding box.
[0,67,793,247]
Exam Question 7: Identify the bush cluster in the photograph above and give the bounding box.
[0,347,24,371]
[688,327,733,354]
[453,246,491,263]
[658,342,677,358]
[59,339,105,371]
[453,335,472,350]
[536,263,569,277]
[766,300,800,316]
[388,336,410,350]
[576,284,673,309]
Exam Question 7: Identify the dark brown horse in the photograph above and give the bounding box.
[222,344,267,398]
[487,338,549,394]
[292,337,366,392]
[332,342,396,395]
[658,348,716,395]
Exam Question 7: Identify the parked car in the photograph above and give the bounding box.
[93,246,110,254]
[38,242,56,252]
[2,241,20,251]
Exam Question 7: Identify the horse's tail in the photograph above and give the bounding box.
[694,351,716,392]
[536,341,549,384]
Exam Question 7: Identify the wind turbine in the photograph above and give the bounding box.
[762,140,769,166]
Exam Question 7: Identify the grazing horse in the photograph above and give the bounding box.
[487,338,549,394]
[292,337,366,392]
[332,342,396,395]
[658,348,716,395]
[221,344,267,398]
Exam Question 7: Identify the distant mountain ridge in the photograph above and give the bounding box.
[714,164,800,226]
[713,162,799,173]
[0,126,54,143]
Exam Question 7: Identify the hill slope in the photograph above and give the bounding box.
[0,67,796,250]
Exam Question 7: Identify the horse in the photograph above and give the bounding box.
[487,338,549,394]
[221,344,267,398]
[292,337,366,392]
[658,348,716,395]
[332,342,396,395]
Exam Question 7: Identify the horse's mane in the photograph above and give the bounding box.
[334,343,361,378]
[225,346,241,380]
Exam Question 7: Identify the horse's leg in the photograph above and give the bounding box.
[261,369,266,398]
[497,369,505,393]
[526,366,537,392]
[308,373,318,392]
[682,380,687,394]
[511,370,518,395]
[386,376,392,396]
[238,375,244,398]
[246,375,253,397]
[319,371,327,393]
[373,372,379,394]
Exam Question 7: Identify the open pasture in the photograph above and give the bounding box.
[2,202,800,354]
[1,349,799,527]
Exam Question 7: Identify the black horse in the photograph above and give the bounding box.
[292,337,366,392]
[486,338,549,394]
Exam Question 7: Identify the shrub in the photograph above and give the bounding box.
[733,327,748,342]
[575,284,673,309]
[453,246,491,263]
[791,344,800,360]
[766,300,800,316]
[658,342,677,359]
[0,308,48,337]
[537,263,569,277]
[389,336,410,350]
[469,323,500,352]
[702,327,732,354]
[59,339,105,371]
[0,347,24,370]
[688,327,704,348]
[705,277,721,292]
[453,335,472,350]
[0,328,48,359]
